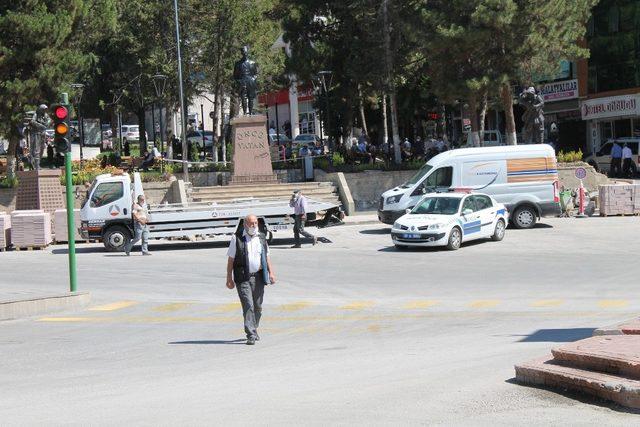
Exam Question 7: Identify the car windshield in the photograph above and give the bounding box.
[411,197,461,215]
[401,164,433,188]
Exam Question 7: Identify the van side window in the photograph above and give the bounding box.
[425,166,453,188]
[90,182,124,208]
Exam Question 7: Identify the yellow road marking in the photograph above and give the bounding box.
[214,302,241,312]
[340,301,375,310]
[469,300,500,308]
[276,301,312,312]
[88,301,138,311]
[404,300,439,309]
[531,299,564,308]
[598,300,629,308]
[38,317,108,322]
[152,303,193,312]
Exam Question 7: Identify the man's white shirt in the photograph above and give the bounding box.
[227,231,269,274]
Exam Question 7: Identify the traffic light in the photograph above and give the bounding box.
[51,103,71,153]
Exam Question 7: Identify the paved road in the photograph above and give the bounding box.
[1,217,639,425]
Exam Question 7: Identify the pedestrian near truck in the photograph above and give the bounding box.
[622,143,633,177]
[226,215,276,345]
[125,195,151,256]
[289,190,317,248]
[610,142,623,178]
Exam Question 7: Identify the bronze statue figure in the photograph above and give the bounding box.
[519,87,545,145]
[27,104,51,171]
[233,46,259,115]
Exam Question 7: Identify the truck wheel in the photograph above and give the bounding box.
[491,219,506,241]
[103,225,131,252]
[446,227,462,250]
[512,206,537,229]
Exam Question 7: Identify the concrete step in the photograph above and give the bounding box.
[551,336,640,379]
[515,356,640,409]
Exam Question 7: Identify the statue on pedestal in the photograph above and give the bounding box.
[233,46,259,116]
[27,104,51,171]
[519,87,545,144]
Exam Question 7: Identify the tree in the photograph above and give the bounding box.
[0,0,116,179]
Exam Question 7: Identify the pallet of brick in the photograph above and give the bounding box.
[53,209,84,243]
[0,212,10,250]
[599,184,635,216]
[634,185,640,214]
[10,210,52,249]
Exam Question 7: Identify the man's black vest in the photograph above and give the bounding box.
[232,232,267,283]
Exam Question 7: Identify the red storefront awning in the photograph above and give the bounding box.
[259,85,315,106]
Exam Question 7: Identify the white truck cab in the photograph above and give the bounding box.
[80,172,343,251]
[378,145,560,229]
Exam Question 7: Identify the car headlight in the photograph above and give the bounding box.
[428,223,447,230]
[393,221,401,229]
[386,194,402,205]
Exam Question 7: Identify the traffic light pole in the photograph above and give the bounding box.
[61,92,78,292]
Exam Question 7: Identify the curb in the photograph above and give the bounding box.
[342,219,382,227]
[0,292,91,321]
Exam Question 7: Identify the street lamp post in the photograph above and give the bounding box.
[173,0,189,181]
[317,71,333,151]
[71,83,85,165]
[152,74,167,170]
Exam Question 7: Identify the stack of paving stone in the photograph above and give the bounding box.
[53,209,83,243]
[598,183,639,216]
[10,210,52,249]
[0,212,10,250]
[515,335,640,409]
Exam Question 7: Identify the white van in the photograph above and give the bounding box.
[378,144,560,229]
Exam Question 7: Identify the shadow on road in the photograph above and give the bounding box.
[359,228,391,235]
[378,238,491,252]
[508,223,553,231]
[511,328,596,342]
[169,339,246,345]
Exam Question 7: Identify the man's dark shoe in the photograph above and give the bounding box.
[291,244,302,248]
[255,333,260,341]
[246,336,256,345]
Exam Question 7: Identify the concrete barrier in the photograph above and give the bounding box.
[0,292,91,321]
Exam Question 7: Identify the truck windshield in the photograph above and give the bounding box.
[412,197,461,215]
[401,164,432,188]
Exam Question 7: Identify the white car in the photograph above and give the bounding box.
[391,192,509,250]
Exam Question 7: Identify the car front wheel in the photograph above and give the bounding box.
[446,227,462,250]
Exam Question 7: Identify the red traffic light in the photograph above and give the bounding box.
[54,105,68,120]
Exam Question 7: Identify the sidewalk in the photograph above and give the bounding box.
[0,290,90,321]
[342,211,381,226]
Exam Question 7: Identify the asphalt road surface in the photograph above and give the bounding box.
[1,216,639,425]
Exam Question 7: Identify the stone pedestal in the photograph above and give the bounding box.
[16,170,65,214]
[230,115,278,184]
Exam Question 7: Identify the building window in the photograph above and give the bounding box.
[600,121,613,142]
[614,118,631,138]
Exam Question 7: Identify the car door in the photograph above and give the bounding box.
[471,195,496,237]
[459,196,482,241]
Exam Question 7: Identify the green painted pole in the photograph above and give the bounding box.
[65,151,77,292]
[61,92,77,292]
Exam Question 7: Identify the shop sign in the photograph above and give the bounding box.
[581,94,640,120]
[540,79,578,102]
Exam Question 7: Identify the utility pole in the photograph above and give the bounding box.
[173,0,189,181]
[60,92,77,292]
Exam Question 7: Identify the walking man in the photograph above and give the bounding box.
[622,143,633,177]
[610,141,623,178]
[125,194,151,256]
[226,215,276,345]
[290,190,317,248]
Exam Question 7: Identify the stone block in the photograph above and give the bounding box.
[515,356,640,409]
[230,115,276,183]
[551,336,640,379]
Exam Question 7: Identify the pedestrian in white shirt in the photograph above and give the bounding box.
[622,143,634,177]
[289,190,317,248]
[226,214,276,345]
